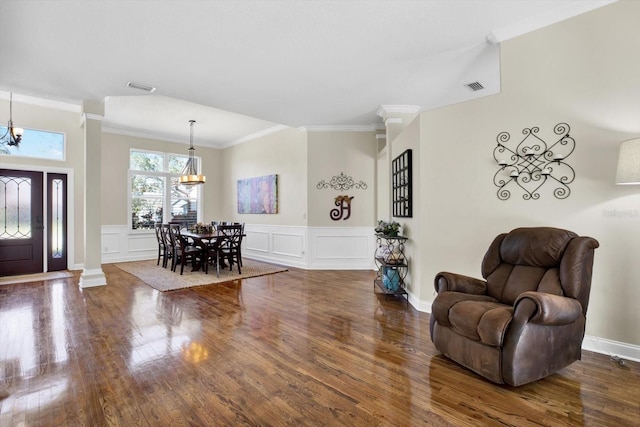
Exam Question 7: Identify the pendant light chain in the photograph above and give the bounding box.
[179,119,206,185]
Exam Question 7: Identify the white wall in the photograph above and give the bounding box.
[407,0,640,349]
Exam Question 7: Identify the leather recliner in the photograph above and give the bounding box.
[430,227,599,386]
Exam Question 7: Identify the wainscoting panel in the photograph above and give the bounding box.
[308,227,376,270]
[272,233,304,258]
[101,224,376,270]
[102,231,121,255]
[101,225,156,264]
[246,230,270,253]
[243,225,307,268]
[128,234,157,253]
[315,235,369,259]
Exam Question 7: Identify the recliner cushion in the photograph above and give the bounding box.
[449,300,511,345]
[500,227,576,267]
[500,265,547,305]
[431,291,497,327]
[477,306,514,346]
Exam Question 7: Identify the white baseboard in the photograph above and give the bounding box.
[582,335,640,363]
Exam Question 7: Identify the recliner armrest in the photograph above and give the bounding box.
[514,291,583,326]
[434,272,487,295]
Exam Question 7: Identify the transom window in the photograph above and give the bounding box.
[0,126,65,160]
[129,149,202,231]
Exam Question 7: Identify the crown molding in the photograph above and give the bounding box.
[102,126,188,145]
[223,125,290,148]
[384,117,403,126]
[376,105,421,120]
[103,124,290,149]
[0,91,81,113]
[83,113,104,121]
[299,124,380,133]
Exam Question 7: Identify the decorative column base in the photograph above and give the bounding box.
[79,268,107,288]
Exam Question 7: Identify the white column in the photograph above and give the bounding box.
[79,101,106,288]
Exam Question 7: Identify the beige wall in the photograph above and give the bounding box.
[388,118,422,299]
[402,0,640,345]
[307,131,377,227]
[220,127,308,225]
[0,100,85,267]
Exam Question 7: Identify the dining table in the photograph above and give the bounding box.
[180,230,226,273]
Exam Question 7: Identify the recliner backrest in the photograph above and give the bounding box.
[481,227,578,305]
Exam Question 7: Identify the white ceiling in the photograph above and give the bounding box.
[0,0,616,148]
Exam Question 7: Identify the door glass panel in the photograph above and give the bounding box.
[51,178,64,258]
[0,176,32,239]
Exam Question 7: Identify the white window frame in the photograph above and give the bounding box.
[128,148,203,233]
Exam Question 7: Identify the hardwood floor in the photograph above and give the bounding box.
[0,264,638,426]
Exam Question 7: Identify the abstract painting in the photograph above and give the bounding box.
[237,174,278,214]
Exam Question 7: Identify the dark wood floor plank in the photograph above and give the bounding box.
[0,264,638,426]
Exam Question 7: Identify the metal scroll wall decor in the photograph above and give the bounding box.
[493,123,575,200]
[316,172,368,191]
[317,172,367,221]
[331,195,354,221]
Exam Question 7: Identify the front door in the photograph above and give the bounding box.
[0,169,44,276]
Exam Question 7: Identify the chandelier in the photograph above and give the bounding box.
[179,120,206,185]
[1,92,24,148]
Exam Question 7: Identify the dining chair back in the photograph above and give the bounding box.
[160,224,173,268]
[216,224,243,275]
[154,223,166,266]
[168,224,204,275]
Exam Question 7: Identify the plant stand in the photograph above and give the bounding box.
[374,234,409,307]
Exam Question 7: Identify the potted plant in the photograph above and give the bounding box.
[375,220,401,237]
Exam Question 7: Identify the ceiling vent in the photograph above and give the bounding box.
[465,81,485,91]
[126,81,156,93]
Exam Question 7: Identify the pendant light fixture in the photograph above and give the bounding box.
[179,120,206,185]
[1,92,24,148]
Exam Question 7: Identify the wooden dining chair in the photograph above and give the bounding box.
[160,224,173,268]
[154,223,166,266]
[235,222,245,267]
[213,224,243,276]
[168,224,204,275]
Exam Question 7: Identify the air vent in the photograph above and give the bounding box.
[465,81,485,91]
[126,81,156,93]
